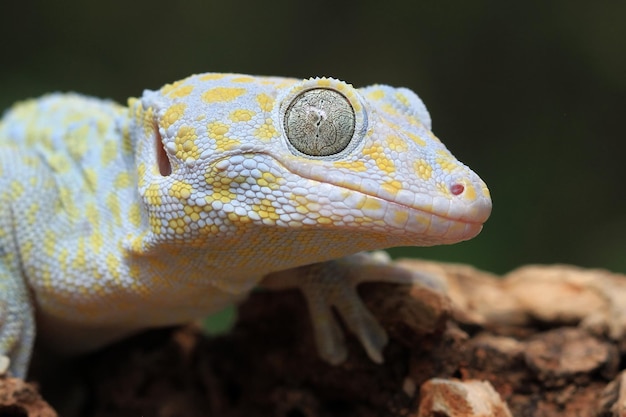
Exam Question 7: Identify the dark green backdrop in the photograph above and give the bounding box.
[2,1,624,274]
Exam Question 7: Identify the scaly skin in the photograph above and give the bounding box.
[0,73,491,377]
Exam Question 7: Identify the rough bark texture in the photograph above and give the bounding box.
[7,259,626,416]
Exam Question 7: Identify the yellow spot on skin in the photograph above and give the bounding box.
[72,238,86,270]
[381,180,403,195]
[160,79,184,95]
[386,135,408,152]
[428,131,441,143]
[333,160,367,172]
[142,106,155,137]
[437,182,451,196]
[10,181,25,198]
[294,203,309,214]
[161,103,187,130]
[202,87,246,103]
[252,198,279,221]
[199,74,226,81]
[255,119,278,141]
[367,89,385,100]
[229,109,255,122]
[48,154,71,173]
[207,121,241,150]
[263,172,277,183]
[168,85,194,98]
[129,203,142,227]
[362,197,382,211]
[168,216,187,235]
[25,203,39,226]
[232,76,255,83]
[41,266,52,290]
[149,215,162,234]
[144,183,162,206]
[128,97,139,112]
[137,163,147,188]
[464,183,477,201]
[183,204,204,222]
[118,125,132,157]
[256,94,274,112]
[83,168,98,191]
[395,92,411,107]
[362,145,395,174]
[56,186,76,216]
[106,253,121,281]
[205,173,237,203]
[85,202,99,225]
[169,180,193,200]
[106,193,121,226]
[115,172,133,188]
[127,233,147,253]
[408,132,426,147]
[436,156,458,173]
[199,224,220,236]
[66,124,90,160]
[21,240,33,262]
[235,213,253,225]
[381,103,399,116]
[44,230,55,257]
[394,210,409,225]
[256,172,280,189]
[58,248,69,272]
[174,126,199,160]
[83,203,104,253]
[90,230,104,253]
[414,159,432,180]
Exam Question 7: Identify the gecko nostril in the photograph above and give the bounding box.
[450,183,465,196]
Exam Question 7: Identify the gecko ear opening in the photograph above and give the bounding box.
[154,123,172,176]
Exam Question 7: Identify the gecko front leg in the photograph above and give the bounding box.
[263,252,441,364]
[0,206,36,378]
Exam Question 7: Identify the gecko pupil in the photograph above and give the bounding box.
[284,88,356,157]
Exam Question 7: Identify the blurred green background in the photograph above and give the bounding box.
[1,0,625,275]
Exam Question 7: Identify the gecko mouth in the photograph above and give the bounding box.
[271,157,488,226]
[267,156,490,244]
[307,182,486,243]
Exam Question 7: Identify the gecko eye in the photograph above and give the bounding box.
[283,88,356,157]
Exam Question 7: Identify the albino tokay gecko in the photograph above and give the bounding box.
[0,73,492,377]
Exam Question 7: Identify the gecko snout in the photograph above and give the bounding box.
[447,175,492,225]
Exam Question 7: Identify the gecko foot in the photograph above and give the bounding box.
[263,252,441,365]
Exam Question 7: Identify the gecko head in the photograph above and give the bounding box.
[268,78,492,246]
[127,73,491,250]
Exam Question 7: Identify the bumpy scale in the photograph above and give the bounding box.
[0,73,491,377]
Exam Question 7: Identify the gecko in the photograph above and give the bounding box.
[0,73,492,378]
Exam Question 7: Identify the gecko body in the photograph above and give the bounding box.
[0,73,491,377]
